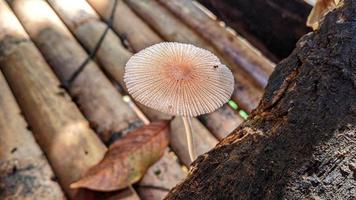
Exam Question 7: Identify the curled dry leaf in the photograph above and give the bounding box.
[307,0,339,30]
[70,121,170,191]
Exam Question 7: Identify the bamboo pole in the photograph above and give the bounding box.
[75,21,219,166]
[137,150,186,199]
[159,0,275,88]
[0,1,139,199]
[0,3,107,199]
[200,104,244,140]
[43,1,187,199]
[86,0,244,138]
[0,37,106,200]
[123,0,264,112]
[8,0,140,144]
[86,0,161,52]
[70,0,221,156]
[170,117,218,165]
[0,71,66,200]
[75,21,170,121]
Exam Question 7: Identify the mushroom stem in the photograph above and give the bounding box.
[182,116,196,162]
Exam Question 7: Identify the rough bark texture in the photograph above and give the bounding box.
[199,0,312,60]
[166,0,356,199]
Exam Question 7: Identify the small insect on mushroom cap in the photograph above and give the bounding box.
[124,42,234,117]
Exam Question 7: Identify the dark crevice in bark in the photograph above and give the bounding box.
[165,0,356,199]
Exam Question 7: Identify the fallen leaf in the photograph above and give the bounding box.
[307,0,338,30]
[70,121,170,191]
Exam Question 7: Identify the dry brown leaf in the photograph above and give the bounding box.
[70,121,170,191]
[307,0,339,30]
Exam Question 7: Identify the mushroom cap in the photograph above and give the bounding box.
[124,42,234,117]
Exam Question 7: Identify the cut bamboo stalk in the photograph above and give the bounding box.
[159,0,275,88]
[1,1,139,199]
[9,0,141,144]
[0,4,107,199]
[124,0,264,112]
[86,0,244,139]
[47,0,170,122]
[0,38,107,200]
[74,20,219,166]
[0,71,66,200]
[76,22,220,164]
[50,0,229,173]
[137,150,185,199]
[75,21,171,121]
[44,1,187,199]
[87,0,161,52]
[200,104,244,140]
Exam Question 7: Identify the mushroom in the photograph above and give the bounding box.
[124,42,234,161]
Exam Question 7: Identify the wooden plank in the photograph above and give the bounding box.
[9,0,141,145]
[124,0,264,112]
[159,0,275,88]
[87,0,243,139]
[0,71,66,200]
[0,3,107,199]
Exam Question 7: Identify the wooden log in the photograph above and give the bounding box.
[158,0,275,88]
[9,0,141,144]
[89,0,262,112]
[124,0,265,112]
[86,0,244,138]
[166,0,356,198]
[0,3,107,199]
[87,0,161,52]
[0,71,66,200]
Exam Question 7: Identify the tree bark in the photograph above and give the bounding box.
[165,0,356,199]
